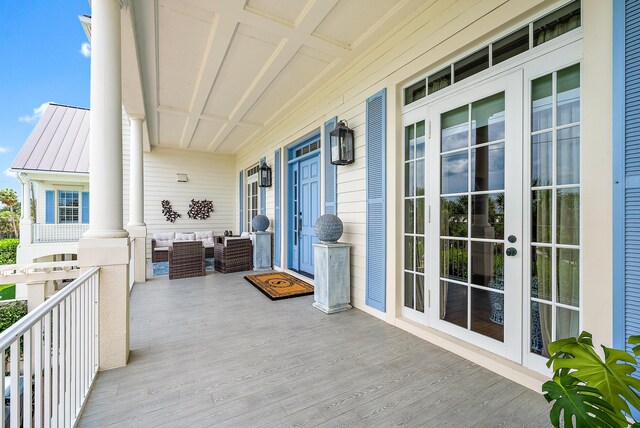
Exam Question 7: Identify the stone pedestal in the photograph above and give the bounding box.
[312,243,351,314]
[253,232,272,271]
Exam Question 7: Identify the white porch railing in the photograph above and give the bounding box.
[128,237,135,291]
[0,267,99,427]
[32,224,90,243]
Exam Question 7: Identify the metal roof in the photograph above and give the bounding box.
[11,103,90,174]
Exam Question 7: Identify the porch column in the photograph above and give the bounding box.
[19,174,32,245]
[79,0,130,370]
[126,116,147,283]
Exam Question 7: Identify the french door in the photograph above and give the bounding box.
[428,71,523,361]
[401,41,582,370]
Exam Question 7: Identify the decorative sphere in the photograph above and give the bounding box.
[252,214,270,232]
[314,214,343,243]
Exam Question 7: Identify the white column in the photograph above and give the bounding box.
[79,0,130,370]
[85,0,127,240]
[128,117,145,227]
[126,116,147,283]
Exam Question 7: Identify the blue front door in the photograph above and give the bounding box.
[287,136,321,278]
[298,155,320,275]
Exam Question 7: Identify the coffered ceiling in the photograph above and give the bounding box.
[127,0,422,153]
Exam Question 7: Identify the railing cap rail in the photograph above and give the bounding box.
[0,266,99,350]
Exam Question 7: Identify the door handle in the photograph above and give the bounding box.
[506,247,517,257]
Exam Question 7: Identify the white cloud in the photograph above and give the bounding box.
[3,169,16,178]
[18,102,50,124]
[79,42,91,58]
[0,147,9,154]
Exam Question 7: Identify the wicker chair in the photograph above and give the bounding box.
[213,237,253,273]
[168,241,206,280]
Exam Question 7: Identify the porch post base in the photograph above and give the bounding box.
[79,237,130,370]
[312,242,351,315]
[312,301,352,314]
[26,281,46,312]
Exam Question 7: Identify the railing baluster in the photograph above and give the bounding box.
[1,347,5,428]
[23,328,32,428]
[64,298,70,428]
[70,293,76,421]
[51,307,58,428]
[10,339,20,428]
[57,302,64,428]
[43,312,51,428]
[34,320,42,428]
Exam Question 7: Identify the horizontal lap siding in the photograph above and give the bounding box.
[235,0,549,314]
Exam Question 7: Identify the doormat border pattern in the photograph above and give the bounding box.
[244,272,314,300]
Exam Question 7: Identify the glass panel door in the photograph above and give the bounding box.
[429,71,522,361]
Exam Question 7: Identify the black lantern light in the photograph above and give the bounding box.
[329,120,355,165]
[258,160,272,188]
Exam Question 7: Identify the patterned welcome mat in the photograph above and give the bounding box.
[244,272,314,300]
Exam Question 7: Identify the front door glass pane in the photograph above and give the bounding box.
[439,92,506,343]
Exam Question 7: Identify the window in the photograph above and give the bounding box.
[58,191,79,224]
[247,166,259,231]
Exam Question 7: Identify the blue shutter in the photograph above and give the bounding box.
[324,117,338,215]
[365,89,386,312]
[239,171,244,233]
[274,149,282,268]
[260,157,266,215]
[45,190,55,224]
[614,0,640,357]
[81,192,90,224]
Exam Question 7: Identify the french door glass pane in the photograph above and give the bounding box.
[405,236,414,270]
[416,121,426,158]
[441,196,468,237]
[416,275,425,312]
[471,287,504,342]
[405,124,415,161]
[471,193,504,239]
[416,198,425,235]
[471,92,505,145]
[470,242,504,288]
[405,199,414,233]
[529,64,581,357]
[441,106,468,152]
[440,281,468,328]
[440,239,467,281]
[441,152,468,194]
[471,143,505,191]
[404,272,414,309]
[532,132,552,186]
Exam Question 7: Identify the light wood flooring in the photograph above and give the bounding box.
[78,270,552,427]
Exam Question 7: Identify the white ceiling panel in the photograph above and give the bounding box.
[312,0,398,47]
[157,0,214,111]
[188,119,225,151]
[215,125,258,154]
[242,48,333,124]
[203,24,282,119]
[244,0,310,26]
[158,113,188,147]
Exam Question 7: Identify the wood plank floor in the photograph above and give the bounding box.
[78,270,552,427]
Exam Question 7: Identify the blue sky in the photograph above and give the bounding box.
[0,1,92,196]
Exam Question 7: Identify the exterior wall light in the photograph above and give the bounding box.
[176,173,188,182]
[259,160,272,188]
[330,120,355,165]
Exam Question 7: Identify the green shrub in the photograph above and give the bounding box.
[0,301,27,334]
[0,239,19,265]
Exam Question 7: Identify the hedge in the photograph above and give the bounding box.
[0,301,27,334]
[0,239,19,265]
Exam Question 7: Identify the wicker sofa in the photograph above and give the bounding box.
[151,231,215,263]
[213,236,253,273]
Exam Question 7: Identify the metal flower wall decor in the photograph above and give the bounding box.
[161,200,181,223]
[187,199,214,220]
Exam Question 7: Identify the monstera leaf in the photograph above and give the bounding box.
[547,332,640,421]
[543,375,622,428]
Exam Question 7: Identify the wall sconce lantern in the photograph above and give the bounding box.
[330,120,355,165]
[176,173,188,182]
[259,160,272,188]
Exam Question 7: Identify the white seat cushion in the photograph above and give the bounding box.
[154,246,170,251]
[195,231,214,240]
[201,237,215,246]
[203,242,215,248]
[224,236,250,246]
[176,232,196,241]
